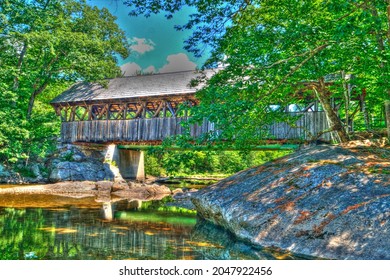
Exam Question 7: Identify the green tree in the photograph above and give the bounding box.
[0,0,130,163]
[1,0,129,118]
[124,0,250,58]
[125,0,390,143]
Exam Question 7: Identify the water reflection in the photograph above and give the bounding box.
[0,193,303,260]
[0,204,198,260]
[102,202,113,220]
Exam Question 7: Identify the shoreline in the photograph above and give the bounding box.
[0,180,173,202]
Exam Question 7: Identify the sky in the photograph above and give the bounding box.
[88,0,208,76]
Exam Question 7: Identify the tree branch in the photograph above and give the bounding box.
[13,41,28,92]
[335,2,366,22]
[27,80,50,119]
[259,43,329,100]
[262,50,313,69]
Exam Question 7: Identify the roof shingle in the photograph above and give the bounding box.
[51,69,216,105]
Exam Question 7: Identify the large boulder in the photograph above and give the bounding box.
[49,161,114,182]
[0,164,23,184]
[192,144,390,260]
[0,164,11,179]
[47,143,115,182]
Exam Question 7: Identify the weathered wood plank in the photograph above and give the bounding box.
[61,112,330,143]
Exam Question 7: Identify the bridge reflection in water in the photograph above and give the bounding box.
[0,194,302,260]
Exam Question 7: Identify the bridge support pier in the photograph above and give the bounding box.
[113,148,145,181]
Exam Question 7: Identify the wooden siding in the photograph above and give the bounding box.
[268,112,331,141]
[61,112,330,144]
[61,117,214,143]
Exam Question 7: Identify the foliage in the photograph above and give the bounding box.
[0,208,47,260]
[0,0,130,164]
[60,150,74,162]
[144,149,291,176]
[125,0,390,144]
[123,0,249,58]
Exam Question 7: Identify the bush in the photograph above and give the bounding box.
[144,149,291,177]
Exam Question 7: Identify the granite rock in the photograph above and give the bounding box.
[192,145,390,260]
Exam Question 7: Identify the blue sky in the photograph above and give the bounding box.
[88,0,208,76]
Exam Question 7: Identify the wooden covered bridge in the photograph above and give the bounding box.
[51,70,331,180]
[51,69,330,144]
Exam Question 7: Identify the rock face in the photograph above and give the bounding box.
[0,180,172,203]
[49,144,114,182]
[49,161,113,182]
[0,164,24,184]
[192,144,390,260]
[0,144,116,184]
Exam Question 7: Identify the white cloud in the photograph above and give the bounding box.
[143,65,156,74]
[129,37,155,54]
[121,53,197,76]
[159,53,197,73]
[121,62,142,76]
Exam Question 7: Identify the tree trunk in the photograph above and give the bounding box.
[386,100,390,140]
[386,2,390,139]
[314,79,349,143]
[361,99,370,130]
[13,42,28,92]
[27,92,37,120]
[26,82,49,119]
[341,71,350,133]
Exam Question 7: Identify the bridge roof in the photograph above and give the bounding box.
[51,69,216,105]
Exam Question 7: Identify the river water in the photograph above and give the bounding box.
[0,185,302,260]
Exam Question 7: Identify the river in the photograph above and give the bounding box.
[0,184,303,260]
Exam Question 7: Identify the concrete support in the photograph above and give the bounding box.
[104,144,145,181]
[104,144,124,182]
[115,149,145,181]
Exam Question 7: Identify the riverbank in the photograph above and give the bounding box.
[192,140,390,259]
[0,180,172,202]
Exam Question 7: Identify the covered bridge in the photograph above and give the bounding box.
[50,70,216,144]
[51,69,330,145]
[50,69,331,180]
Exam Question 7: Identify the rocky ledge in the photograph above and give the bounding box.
[0,180,172,202]
[191,142,390,260]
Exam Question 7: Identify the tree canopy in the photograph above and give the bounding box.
[124,0,250,58]
[0,0,129,163]
[126,0,390,145]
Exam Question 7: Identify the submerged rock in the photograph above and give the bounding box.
[0,180,171,202]
[192,144,390,260]
[112,183,172,201]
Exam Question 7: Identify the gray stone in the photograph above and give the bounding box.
[144,184,172,195]
[112,181,130,191]
[192,145,390,260]
[96,170,107,181]
[72,154,84,162]
[0,164,10,177]
[31,164,41,178]
[49,162,72,182]
[49,159,114,182]
[96,181,113,192]
[69,170,86,181]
